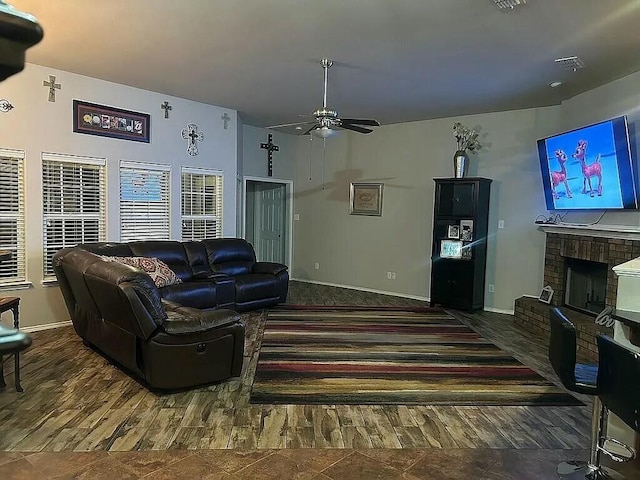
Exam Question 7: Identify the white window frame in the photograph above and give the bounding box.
[181,167,224,241]
[42,153,107,281]
[0,148,26,287]
[120,160,171,242]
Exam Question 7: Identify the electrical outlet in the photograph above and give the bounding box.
[314,262,319,270]
[387,271,392,279]
[498,220,505,229]
[488,284,495,293]
[391,272,397,280]
[294,213,300,221]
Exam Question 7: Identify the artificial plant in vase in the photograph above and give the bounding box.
[452,122,482,178]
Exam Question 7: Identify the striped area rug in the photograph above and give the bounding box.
[249,307,581,406]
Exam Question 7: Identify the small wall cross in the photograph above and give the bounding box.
[221,113,231,130]
[161,101,172,119]
[43,75,61,102]
[260,133,279,177]
[181,123,204,156]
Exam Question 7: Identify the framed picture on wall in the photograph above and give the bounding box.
[350,183,383,216]
[73,100,151,143]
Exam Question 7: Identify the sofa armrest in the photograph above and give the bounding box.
[161,300,241,335]
[252,262,288,275]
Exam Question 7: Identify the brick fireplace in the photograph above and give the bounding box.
[514,225,640,359]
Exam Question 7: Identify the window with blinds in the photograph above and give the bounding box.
[42,153,106,279]
[120,161,171,242]
[181,167,223,240]
[0,149,25,284]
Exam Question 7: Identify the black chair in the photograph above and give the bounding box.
[595,334,638,462]
[549,308,614,479]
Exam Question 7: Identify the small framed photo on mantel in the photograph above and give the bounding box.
[538,285,554,304]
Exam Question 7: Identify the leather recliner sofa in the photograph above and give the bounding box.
[52,238,289,389]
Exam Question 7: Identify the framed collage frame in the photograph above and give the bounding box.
[73,100,150,143]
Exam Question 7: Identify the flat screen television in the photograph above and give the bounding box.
[537,116,638,210]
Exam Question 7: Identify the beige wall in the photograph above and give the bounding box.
[3,64,640,328]
[288,108,560,311]
[0,63,238,329]
[284,70,640,313]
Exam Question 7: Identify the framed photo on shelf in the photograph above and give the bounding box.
[440,239,463,259]
[73,100,151,143]
[538,285,554,304]
[447,224,460,239]
[460,219,474,241]
[350,182,383,216]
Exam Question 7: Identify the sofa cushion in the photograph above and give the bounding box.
[102,256,182,288]
[130,241,192,281]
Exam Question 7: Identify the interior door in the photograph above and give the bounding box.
[251,182,286,263]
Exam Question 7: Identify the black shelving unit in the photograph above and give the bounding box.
[429,178,492,311]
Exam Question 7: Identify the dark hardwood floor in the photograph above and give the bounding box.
[0,280,638,479]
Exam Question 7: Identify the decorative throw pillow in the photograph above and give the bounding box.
[101,256,182,288]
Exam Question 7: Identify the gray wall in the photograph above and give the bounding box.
[0,63,238,328]
[284,70,640,313]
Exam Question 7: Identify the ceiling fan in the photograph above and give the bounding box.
[267,58,380,138]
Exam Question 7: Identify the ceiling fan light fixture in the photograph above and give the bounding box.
[313,126,337,139]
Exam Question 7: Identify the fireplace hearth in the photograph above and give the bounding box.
[514,226,640,359]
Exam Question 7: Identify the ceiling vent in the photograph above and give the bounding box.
[554,56,586,71]
[494,0,526,10]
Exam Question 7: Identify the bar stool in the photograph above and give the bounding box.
[0,296,26,392]
[594,335,638,468]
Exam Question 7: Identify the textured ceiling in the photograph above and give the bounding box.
[12,0,640,133]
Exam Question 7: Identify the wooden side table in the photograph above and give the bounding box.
[0,296,26,391]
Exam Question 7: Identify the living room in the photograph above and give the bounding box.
[2,1,640,478]
[4,62,640,331]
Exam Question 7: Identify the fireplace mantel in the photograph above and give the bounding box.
[538,223,640,241]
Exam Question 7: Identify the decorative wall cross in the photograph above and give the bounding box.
[221,113,231,130]
[181,123,204,156]
[161,101,172,119]
[43,75,61,102]
[0,99,14,113]
[260,133,279,177]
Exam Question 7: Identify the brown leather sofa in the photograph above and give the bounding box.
[52,238,289,390]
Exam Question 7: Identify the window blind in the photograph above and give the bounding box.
[42,153,106,279]
[181,167,223,241]
[0,149,25,284]
[120,161,171,242]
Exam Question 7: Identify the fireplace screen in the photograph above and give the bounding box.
[564,258,607,314]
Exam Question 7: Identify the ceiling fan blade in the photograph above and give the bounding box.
[302,124,319,135]
[340,118,380,127]
[339,123,374,134]
[266,120,315,129]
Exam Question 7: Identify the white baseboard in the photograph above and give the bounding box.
[21,320,72,333]
[484,306,515,315]
[291,278,516,315]
[291,278,429,302]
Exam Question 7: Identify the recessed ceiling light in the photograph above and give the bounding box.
[295,126,303,130]
[549,81,563,88]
